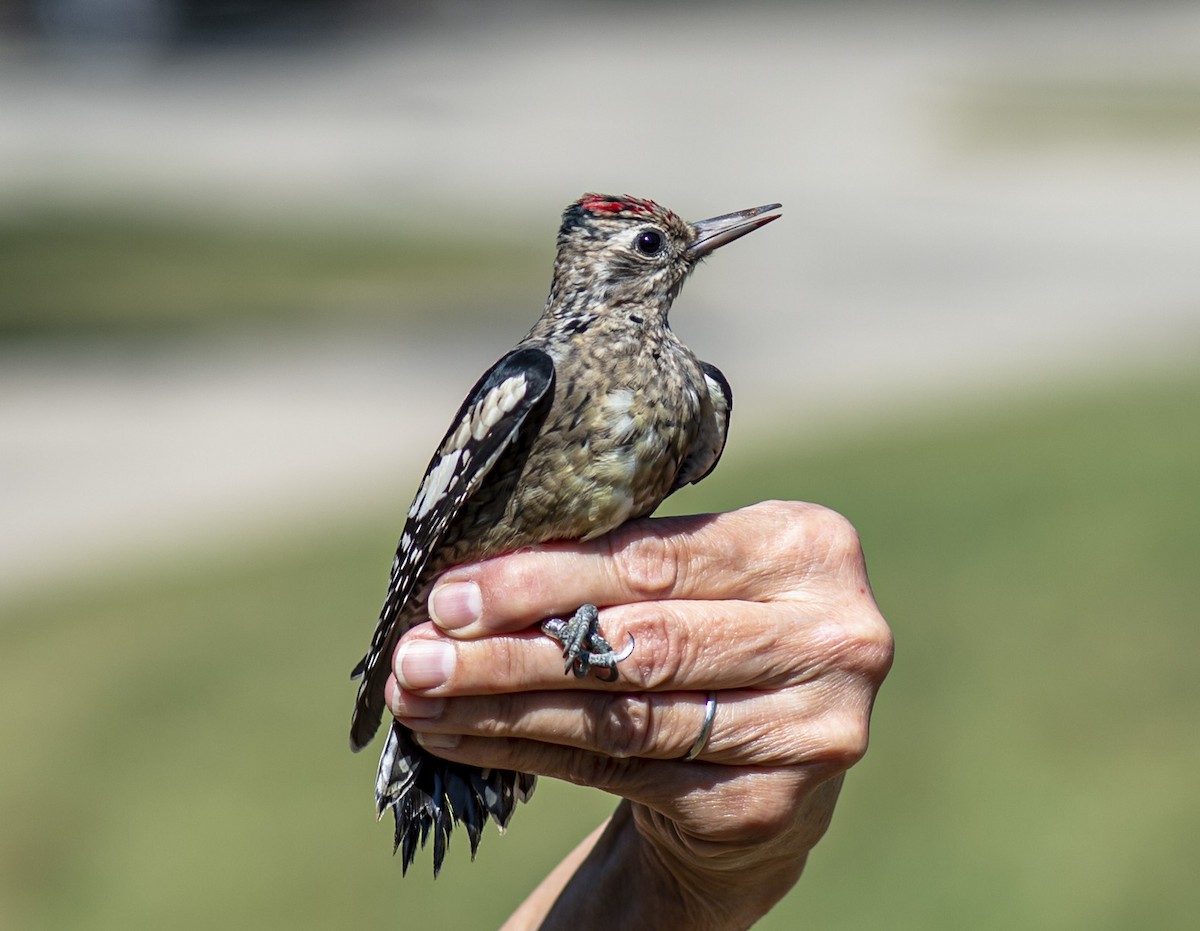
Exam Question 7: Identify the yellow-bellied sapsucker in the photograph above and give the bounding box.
[349,193,781,875]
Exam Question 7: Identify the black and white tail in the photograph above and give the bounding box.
[375,721,537,876]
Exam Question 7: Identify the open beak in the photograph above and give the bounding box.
[687,203,782,259]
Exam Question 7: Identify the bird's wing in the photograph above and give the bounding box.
[349,346,556,751]
[670,361,733,493]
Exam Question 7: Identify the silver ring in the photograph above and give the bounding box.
[682,691,718,761]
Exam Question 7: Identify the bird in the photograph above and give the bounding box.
[349,193,782,876]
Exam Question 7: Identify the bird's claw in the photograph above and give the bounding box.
[572,630,636,682]
[542,604,635,681]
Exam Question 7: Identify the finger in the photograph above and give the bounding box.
[427,501,863,637]
[399,689,721,762]
[391,684,853,767]
[393,596,849,697]
[408,729,707,808]
[408,730,822,846]
[395,587,890,697]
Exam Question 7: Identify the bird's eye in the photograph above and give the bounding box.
[635,229,664,256]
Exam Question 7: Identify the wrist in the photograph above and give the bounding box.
[534,801,807,931]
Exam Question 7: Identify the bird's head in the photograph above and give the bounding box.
[548,194,781,319]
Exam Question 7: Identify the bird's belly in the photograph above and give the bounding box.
[508,425,683,544]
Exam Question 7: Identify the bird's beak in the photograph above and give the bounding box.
[687,203,782,259]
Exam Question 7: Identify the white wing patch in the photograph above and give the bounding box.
[409,449,462,520]
[408,373,529,521]
[471,374,529,441]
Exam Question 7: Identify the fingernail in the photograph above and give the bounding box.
[414,731,461,750]
[394,640,455,690]
[429,581,482,630]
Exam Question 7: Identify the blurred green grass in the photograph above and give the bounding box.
[3,367,1197,929]
[0,209,546,338]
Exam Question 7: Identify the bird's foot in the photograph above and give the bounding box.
[541,604,635,682]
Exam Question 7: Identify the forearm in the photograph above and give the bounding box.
[506,802,700,931]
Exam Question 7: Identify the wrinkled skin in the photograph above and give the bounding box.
[384,500,894,931]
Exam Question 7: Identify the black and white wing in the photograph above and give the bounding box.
[349,346,556,751]
[671,361,733,493]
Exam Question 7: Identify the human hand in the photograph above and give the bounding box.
[383,500,893,930]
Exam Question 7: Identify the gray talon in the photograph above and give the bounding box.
[541,605,633,681]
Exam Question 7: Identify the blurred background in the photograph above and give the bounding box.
[2,1,1198,927]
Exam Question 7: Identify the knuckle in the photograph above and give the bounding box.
[606,523,682,600]
[472,692,519,736]
[693,787,798,846]
[469,632,549,693]
[453,691,516,734]
[618,606,684,690]
[812,711,872,770]
[840,607,895,681]
[566,747,638,791]
[592,693,655,759]
[857,613,895,682]
[804,505,865,571]
[748,498,817,524]
[807,609,895,686]
[483,634,522,679]
[741,501,866,590]
[487,555,552,621]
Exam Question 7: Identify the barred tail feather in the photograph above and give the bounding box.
[375,720,537,876]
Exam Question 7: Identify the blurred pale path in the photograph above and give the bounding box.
[2,1,1199,599]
